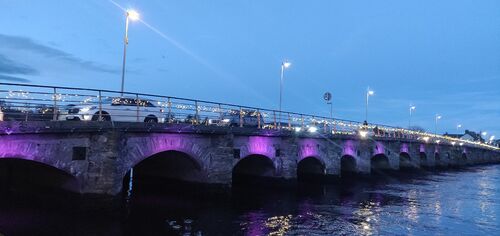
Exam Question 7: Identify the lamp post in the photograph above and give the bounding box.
[365,88,374,123]
[456,124,462,132]
[409,105,416,129]
[279,61,291,127]
[120,9,140,95]
[434,114,442,136]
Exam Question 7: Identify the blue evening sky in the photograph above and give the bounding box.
[1,0,499,136]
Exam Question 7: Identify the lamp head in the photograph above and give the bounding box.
[127,10,140,21]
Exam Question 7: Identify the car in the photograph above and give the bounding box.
[60,97,164,123]
[183,114,201,124]
[209,109,264,127]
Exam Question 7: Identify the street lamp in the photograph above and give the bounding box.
[409,105,416,129]
[434,114,442,136]
[120,9,140,95]
[279,61,291,127]
[365,88,374,123]
[456,124,462,132]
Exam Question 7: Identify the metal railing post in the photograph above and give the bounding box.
[257,109,261,129]
[218,103,223,123]
[301,114,304,129]
[273,111,277,129]
[333,119,337,134]
[195,100,199,125]
[167,97,172,123]
[239,106,243,127]
[98,90,102,121]
[288,113,291,130]
[52,87,57,121]
[136,93,140,122]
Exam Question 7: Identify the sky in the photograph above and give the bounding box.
[0,0,499,137]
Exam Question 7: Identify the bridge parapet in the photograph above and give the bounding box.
[1,82,498,152]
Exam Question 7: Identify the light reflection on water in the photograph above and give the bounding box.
[1,166,500,235]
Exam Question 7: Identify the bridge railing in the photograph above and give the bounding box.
[0,82,498,151]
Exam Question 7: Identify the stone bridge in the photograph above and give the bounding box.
[0,121,499,198]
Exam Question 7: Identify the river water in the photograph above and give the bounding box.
[1,165,499,236]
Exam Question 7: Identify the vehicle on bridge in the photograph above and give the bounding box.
[60,97,164,123]
[208,109,264,127]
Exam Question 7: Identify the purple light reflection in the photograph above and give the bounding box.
[247,136,275,157]
[400,143,409,153]
[374,142,385,155]
[299,139,320,160]
[420,144,426,153]
[343,140,357,157]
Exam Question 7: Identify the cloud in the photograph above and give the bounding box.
[0,54,38,75]
[0,34,118,74]
[0,74,31,83]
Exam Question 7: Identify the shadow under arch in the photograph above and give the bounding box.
[123,150,207,193]
[232,154,275,185]
[297,156,325,182]
[371,154,391,173]
[461,153,468,165]
[0,158,81,194]
[420,152,427,165]
[434,153,441,166]
[340,155,357,177]
[399,152,412,169]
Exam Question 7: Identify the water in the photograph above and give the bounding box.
[1,165,500,236]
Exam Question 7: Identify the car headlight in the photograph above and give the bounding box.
[222,118,230,123]
[80,106,96,113]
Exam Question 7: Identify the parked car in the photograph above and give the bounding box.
[60,97,164,123]
[209,109,264,127]
[0,105,32,121]
[183,114,201,124]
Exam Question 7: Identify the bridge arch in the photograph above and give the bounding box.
[297,156,326,181]
[0,157,81,193]
[420,152,427,165]
[120,135,209,180]
[124,150,207,185]
[434,152,441,166]
[371,154,391,172]
[399,152,412,169]
[340,155,357,176]
[461,153,468,164]
[233,154,276,180]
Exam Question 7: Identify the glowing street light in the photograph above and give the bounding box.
[120,9,140,95]
[434,114,442,136]
[308,126,318,133]
[279,60,291,127]
[365,88,375,123]
[409,105,416,128]
[359,130,368,139]
[456,124,462,132]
